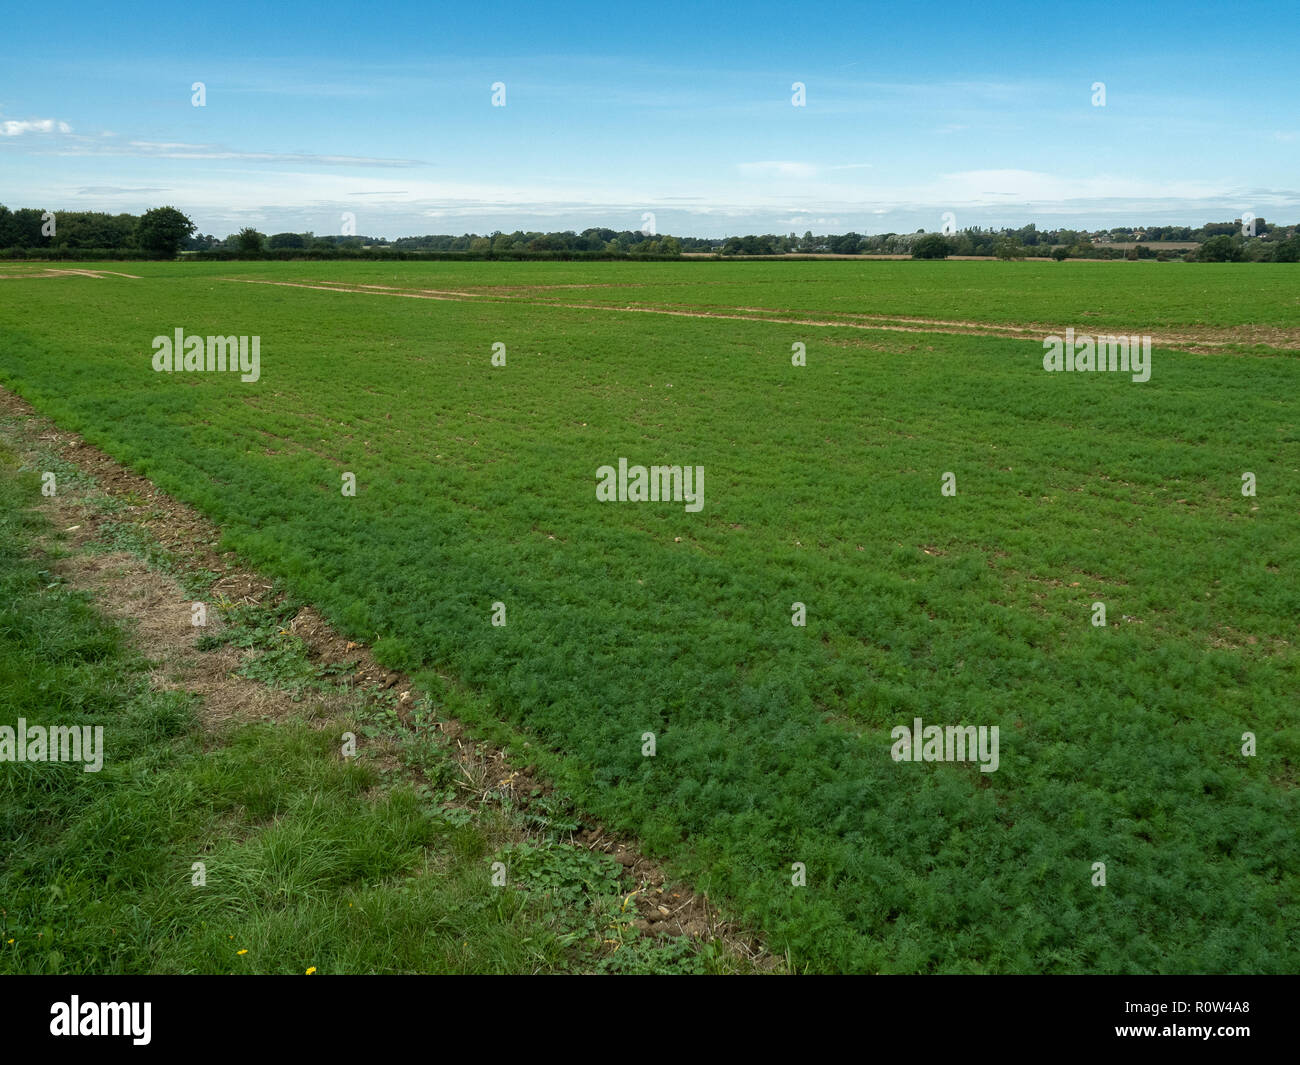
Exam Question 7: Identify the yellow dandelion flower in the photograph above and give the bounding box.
[305,967,317,975]
[236,949,248,955]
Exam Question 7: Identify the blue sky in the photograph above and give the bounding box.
[2,1,1297,238]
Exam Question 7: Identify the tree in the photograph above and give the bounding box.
[268,232,306,249]
[993,236,1025,260]
[911,233,951,259]
[135,206,196,256]
[2,207,48,248]
[1196,235,1241,262]
[50,211,130,250]
[234,227,267,254]
[1273,236,1300,263]
[1050,245,1069,261]
[1243,238,1275,262]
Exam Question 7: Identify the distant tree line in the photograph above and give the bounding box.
[727,221,1300,262]
[184,226,685,259]
[2,205,1297,262]
[904,221,1300,263]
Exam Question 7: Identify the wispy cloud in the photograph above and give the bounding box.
[43,138,426,167]
[778,216,842,227]
[122,140,423,166]
[77,185,171,195]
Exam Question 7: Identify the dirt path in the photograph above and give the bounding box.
[0,267,141,280]
[6,268,1293,352]
[0,384,777,964]
[218,277,1300,354]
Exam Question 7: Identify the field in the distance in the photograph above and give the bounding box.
[1,259,1296,973]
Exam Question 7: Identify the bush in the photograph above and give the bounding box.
[1272,236,1300,262]
[911,233,952,260]
[234,228,267,254]
[1196,235,1243,262]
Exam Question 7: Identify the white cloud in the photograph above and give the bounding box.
[0,118,71,136]
[738,161,871,181]
[14,157,1300,239]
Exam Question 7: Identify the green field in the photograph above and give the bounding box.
[0,437,743,975]
[1,259,1297,973]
